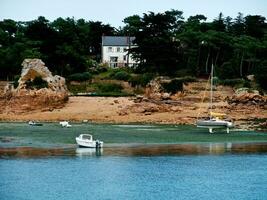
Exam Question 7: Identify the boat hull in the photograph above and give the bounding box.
[28,122,43,126]
[196,120,233,128]
[76,138,103,148]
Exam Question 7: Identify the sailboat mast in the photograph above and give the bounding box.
[210,64,214,118]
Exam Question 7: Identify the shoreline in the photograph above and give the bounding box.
[0,96,266,130]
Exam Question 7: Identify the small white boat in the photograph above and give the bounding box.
[197,116,234,133]
[196,64,234,133]
[28,121,43,126]
[76,134,103,148]
[59,121,72,128]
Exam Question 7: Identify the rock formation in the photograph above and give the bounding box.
[17,59,67,92]
[227,89,266,107]
[145,76,172,99]
[0,59,68,113]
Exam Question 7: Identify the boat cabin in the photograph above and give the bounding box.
[80,134,93,141]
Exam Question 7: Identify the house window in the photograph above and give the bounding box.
[110,56,118,68]
[108,47,112,52]
[116,47,121,52]
[123,48,127,52]
[123,55,127,61]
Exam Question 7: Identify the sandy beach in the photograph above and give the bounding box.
[0,95,266,127]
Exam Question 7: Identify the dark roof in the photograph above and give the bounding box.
[102,36,135,46]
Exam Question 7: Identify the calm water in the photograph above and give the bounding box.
[1,122,267,147]
[1,155,267,200]
[1,123,267,199]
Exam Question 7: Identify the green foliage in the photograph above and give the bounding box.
[179,76,197,82]
[90,82,131,96]
[129,73,154,87]
[162,79,184,94]
[68,72,92,82]
[0,11,267,91]
[219,78,245,87]
[96,83,123,93]
[13,75,20,88]
[112,71,131,81]
[25,76,48,90]
[255,63,267,90]
[67,83,87,94]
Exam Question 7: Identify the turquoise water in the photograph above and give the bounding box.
[1,122,267,148]
[1,154,267,200]
[1,123,267,200]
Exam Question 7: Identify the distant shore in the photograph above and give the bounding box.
[0,96,266,131]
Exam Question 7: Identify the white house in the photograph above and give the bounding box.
[101,36,138,68]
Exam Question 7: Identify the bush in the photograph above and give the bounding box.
[219,78,245,87]
[129,73,154,87]
[68,72,92,82]
[113,71,131,81]
[217,61,238,79]
[179,76,197,83]
[13,75,20,88]
[255,63,267,91]
[96,83,123,93]
[25,76,48,90]
[162,79,184,94]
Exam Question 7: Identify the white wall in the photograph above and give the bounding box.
[102,46,138,67]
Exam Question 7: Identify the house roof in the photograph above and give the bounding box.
[102,36,135,46]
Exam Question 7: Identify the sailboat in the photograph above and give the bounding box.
[196,64,233,133]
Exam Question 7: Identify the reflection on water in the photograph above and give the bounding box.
[1,142,267,158]
[76,148,103,157]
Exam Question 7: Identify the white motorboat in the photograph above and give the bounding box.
[28,121,43,126]
[59,121,72,128]
[76,134,103,148]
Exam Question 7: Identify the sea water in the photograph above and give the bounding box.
[1,154,267,200]
[1,123,267,200]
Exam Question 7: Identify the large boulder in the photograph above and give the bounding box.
[0,59,68,113]
[17,59,67,92]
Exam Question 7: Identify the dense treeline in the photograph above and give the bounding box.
[0,11,266,89]
[0,16,115,79]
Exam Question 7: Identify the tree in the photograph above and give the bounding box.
[231,12,245,36]
[212,12,226,32]
[125,10,184,74]
[244,15,266,39]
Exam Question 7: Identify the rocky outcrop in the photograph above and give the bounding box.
[227,91,266,106]
[0,59,68,113]
[145,77,173,100]
[17,59,67,92]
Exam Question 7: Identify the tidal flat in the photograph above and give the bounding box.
[1,122,267,157]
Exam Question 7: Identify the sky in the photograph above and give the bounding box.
[0,0,267,28]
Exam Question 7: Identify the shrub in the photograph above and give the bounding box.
[96,83,123,93]
[217,61,238,79]
[25,76,48,90]
[255,63,267,91]
[68,72,92,82]
[162,79,184,94]
[219,78,245,87]
[113,71,131,81]
[179,76,197,83]
[13,75,20,88]
[129,73,154,87]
